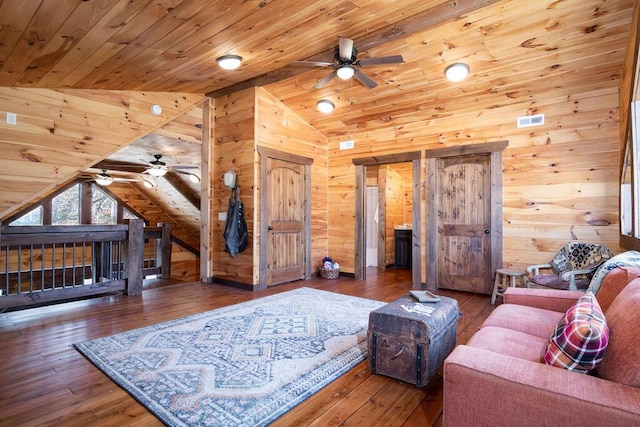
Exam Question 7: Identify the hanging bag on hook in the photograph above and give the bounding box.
[224,188,249,257]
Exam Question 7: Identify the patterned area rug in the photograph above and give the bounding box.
[75,287,384,426]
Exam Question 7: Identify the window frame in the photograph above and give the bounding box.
[5,180,145,227]
[620,10,640,251]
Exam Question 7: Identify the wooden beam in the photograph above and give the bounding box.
[163,172,201,210]
[124,219,144,295]
[94,159,147,174]
[207,0,501,97]
[201,98,213,282]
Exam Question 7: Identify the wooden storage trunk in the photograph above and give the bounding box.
[367,295,459,387]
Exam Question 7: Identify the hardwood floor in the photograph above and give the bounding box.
[0,268,495,426]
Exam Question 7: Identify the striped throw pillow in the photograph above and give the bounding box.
[544,292,609,373]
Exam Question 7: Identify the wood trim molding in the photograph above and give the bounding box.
[257,145,314,165]
[355,165,365,280]
[424,141,509,158]
[411,158,422,290]
[353,151,421,166]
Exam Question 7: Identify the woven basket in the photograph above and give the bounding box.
[320,267,339,279]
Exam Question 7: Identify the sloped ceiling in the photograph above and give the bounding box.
[0,0,634,243]
[0,88,205,219]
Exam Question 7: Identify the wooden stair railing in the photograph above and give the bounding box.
[0,220,173,312]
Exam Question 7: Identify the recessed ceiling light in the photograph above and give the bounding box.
[151,104,163,115]
[444,63,470,82]
[216,54,242,70]
[317,99,335,113]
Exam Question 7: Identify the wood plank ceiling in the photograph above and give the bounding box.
[0,0,634,246]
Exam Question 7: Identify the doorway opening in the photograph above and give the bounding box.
[353,152,422,289]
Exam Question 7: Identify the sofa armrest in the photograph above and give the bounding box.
[444,345,640,427]
[503,287,582,312]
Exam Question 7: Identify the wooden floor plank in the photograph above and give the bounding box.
[0,268,495,426]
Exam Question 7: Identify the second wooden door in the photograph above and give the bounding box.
[437,154,492,293]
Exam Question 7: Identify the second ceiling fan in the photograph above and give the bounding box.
[291,37,404,89]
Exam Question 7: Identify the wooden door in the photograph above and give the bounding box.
[437,154,492,293]
[265,157,305,286]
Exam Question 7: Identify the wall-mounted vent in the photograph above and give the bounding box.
[517,113,544,128]
[339,139,355,150]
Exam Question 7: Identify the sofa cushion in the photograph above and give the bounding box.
[544,292,609,373]
[481,304,564,339]
[597,279,640,387]
[591,266,640,314]
[466,326,548,362]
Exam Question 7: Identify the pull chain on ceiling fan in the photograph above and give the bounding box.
[290,37,404,89]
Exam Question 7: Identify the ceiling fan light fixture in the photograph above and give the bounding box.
[147,166,169,177]
[188,173,200,183]
[445,63,470,82]
[95,176,112,186]
[317,99,335,113]
[216,54,242,70]
[336,65,355,80]
[143,179,155,188]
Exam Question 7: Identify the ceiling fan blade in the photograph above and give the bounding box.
[171,165,199,170]
[339,37,354,60]
[289,60,334,68]
[353,69,378,89]
[358,55,404,66]
[313,71,337,89]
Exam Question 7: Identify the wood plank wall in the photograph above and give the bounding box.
[325,86,623,276]
[255,88,329,276]
[212,88,256,284]
[211,87,328,286]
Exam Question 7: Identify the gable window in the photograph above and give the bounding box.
[52,183,80,225]
[123,208,138,221]
[7,180,143,227]
[92,186,117,224]
[9,206,43,226]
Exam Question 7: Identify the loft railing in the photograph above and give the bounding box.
[0,220,173,312]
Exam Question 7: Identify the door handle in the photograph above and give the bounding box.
[484,229,490,234]
[268,225,273,231]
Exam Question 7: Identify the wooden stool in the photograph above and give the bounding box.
[491,268,527,305]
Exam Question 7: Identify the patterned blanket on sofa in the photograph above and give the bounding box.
[587,250,640,294]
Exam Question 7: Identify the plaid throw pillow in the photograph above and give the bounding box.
[544,292,609,373]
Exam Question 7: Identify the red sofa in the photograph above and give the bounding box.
[443,266,640,427]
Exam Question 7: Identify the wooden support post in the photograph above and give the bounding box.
[200,97,214,282]
[157,222,173,279]
[124,219,144,295]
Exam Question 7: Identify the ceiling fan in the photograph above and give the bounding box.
[143,154,200,182]
[290,37,404,89]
